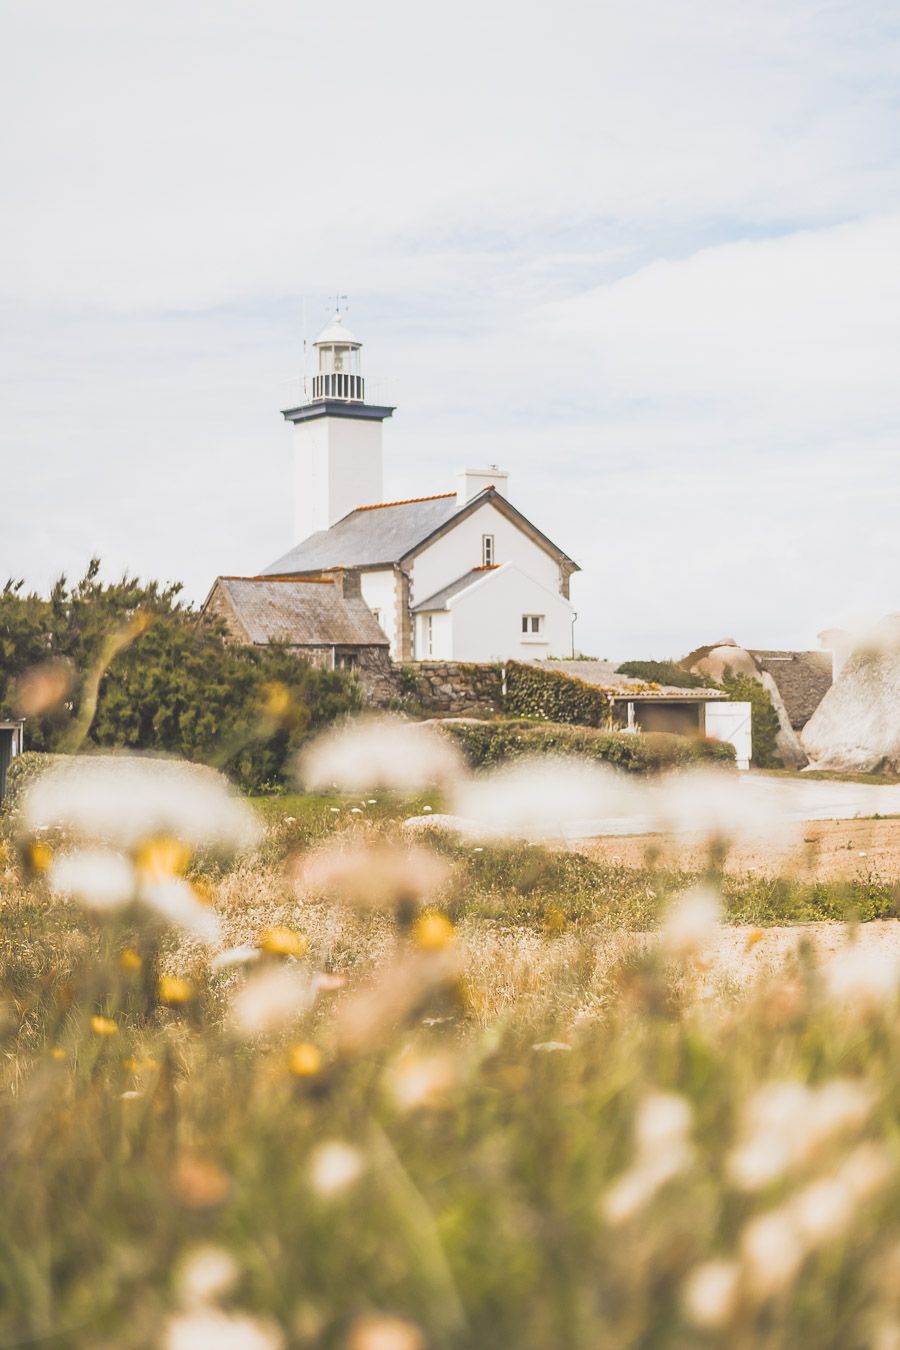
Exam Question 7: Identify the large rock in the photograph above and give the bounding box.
[686,640,808,769]
[801,615,900,773]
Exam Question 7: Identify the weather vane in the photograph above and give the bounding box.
[329,293,349,316]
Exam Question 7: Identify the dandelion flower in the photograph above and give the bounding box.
[288,1042,322,1078]
[412,911,455,952]
[90,1015,118,1037]
[119,947,143,972]
[260,926,308,958]
[158,975,194,1006]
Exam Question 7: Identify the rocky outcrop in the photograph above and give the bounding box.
[686,639,808,769]
[801,616,900,773]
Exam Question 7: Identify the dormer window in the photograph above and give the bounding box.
[482,534,495,567]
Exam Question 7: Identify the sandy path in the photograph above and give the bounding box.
[577,815,900,881]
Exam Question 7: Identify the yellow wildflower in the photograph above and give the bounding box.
[135,835,191,882]
[50,1046,66,1061]
[745,928,765,952]
[90,1014,118,1037]
[119,947,143,972]
[158,975,194,1005]
[122,1055,160,1073]
[260,926,308,958]
[289,1042,322,1077]
[412,911,456,952]
[28,840,52,873]
[261,680,292,719]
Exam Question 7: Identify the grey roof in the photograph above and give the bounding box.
[531,659,727,699]
[750,650,833,729]
[216,577,388,647]
[263,494,461,574]
[412,568,493,612]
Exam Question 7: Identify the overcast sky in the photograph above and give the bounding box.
[2,0,898,658]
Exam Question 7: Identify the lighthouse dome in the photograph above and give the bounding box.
[314,314,361,347]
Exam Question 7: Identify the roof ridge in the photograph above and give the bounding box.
[353,492,456,512]
[220,574,334,584]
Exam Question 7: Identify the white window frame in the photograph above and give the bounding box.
[521,614,545,636]
[482,534,495,566]
[425,614,434,656]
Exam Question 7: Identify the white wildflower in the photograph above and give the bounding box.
[682,1259,740,1329]
[635,1091,693,1159]
[451,756,641,838]
[23,755,260,853]
[48,849,136,911]
[603,1091,693,1225]
[660,885,722,958]
[229,966,313,1037]
[729,1078,875,1191]
[826,944,900,1009]
[164,1308,284,1350]
[211,944,261,971]
[309,1141,364,1197]
[740,1208,805,1299]
[386,1052,456,1111]
[346,1313,426,1350]
[650,768,783,841]
[142,877,222,945]
[298,716,463,792]
[177,1244,240,1308]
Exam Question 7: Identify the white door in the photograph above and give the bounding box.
[704,701,752,770]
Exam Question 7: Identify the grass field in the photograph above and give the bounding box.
[3,760,900,1348]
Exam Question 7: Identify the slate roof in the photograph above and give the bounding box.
[262,488,579,577]
[531,659,728,699]
[411,567,498,612]
[750,650,833,729]
[214,577,388,647]
[262,494,461,574]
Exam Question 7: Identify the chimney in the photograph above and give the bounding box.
[456,465,509,506]
[818,627,852,681]
[326,567,362,599]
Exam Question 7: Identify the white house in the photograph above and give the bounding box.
[263,313,579,662]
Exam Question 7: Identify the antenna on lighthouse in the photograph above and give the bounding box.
[301,296,309,402]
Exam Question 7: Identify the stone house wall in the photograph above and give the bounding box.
[392,661,503,716]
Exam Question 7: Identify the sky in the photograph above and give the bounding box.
[1,0,899,658]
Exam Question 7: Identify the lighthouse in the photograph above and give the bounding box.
[282,312,394,544]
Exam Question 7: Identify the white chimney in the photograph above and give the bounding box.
[818,627,853,681]
[455,465,509,506]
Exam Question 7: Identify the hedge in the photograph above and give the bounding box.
[438,719,736,773]
[503,662,610,727]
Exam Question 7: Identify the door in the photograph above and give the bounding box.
[704,701,753,770]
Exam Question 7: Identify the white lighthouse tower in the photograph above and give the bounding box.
[282,312,394,544]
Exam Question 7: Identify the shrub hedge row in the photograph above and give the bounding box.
[439,718,736,773]
[503,661,610,727]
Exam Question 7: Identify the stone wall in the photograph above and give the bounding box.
[393,661,503,716]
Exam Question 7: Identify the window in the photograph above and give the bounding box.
[482,534,494,566]
[371,608,381,626]
[425,615,434,656]
[336,652,358,670]
[521,615,544,635]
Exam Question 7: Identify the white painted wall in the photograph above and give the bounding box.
[360,568,398,655]
[456,467,509,504]
[292,414,383,543]
[436,563,574,662]
[414,610,453,660]
[410,501,561,606]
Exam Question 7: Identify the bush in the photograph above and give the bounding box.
[717,668,782,768]
[439,718,735,772]
[0,561,361,791]
[615,659,709,689]
[503,661,609,727]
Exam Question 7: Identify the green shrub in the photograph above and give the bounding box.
[439,718,735,772]
[717,668,782,768]
[503,661,610,726]
[615,659,709,689]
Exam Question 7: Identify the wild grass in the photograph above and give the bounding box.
[3,784,900,1347]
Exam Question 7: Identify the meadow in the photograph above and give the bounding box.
[2,729,900,1349]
